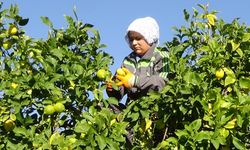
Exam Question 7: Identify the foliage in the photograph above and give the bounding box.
[0,2,128,150]
[134,4,249,150]
[0,2,249,150]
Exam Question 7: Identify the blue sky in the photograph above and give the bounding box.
[3,0,250,74]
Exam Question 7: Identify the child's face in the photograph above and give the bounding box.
[127,31,151,56]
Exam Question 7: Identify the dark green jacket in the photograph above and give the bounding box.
[108,44,169,104]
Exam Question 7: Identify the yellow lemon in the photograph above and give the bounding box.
[8,25,18,35]
[4,119,15,132]
[215,69,224,79]
[11,83,18,89]
[2,40,12,50]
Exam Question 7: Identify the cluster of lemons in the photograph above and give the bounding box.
[96,68,125,80]
[2,24,18,50]
[44,102,65,115]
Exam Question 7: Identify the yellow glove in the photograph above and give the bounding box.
[116,67,135,89]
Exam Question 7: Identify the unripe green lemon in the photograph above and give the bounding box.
[215,69,224,79]
[44,105,55,115]
[53,102,65,113]
[96,69,108,80]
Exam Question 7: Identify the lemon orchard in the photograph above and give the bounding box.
[1,2,250,150]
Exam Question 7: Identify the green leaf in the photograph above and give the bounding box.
[223,67,235,77]
[195,131,211,141]
[18,18,29,26]
[73,5,78,21]
[40,16,53,27]
[239,77,250,89]
[106,138,120,150]
[129,112,139,121]
[189,119,201,131]
[72,64,84,75]
[192,8,199,17]
[107,97,118,105]
[242,33,250,42]
[183,71,201,85]
[211,139,220,149]
[175,129,189,138]
[13,127,28,137]
[233,136,246,150]
[183,9,190,21]
[96,135,107,150]
[89,106,97,116]
[183,70,192,84]
[224,118,236,129]
[224,76,236,86]
[236,114,243,128]
[219,128,229,138]
[50,48,64,60]
[82,112,94,123]
[64,15,74,25]
[74,121,90,133]
[230,41,240,51]
[180,85,192,94]
[140,110,149,118]
[236,48,243,57]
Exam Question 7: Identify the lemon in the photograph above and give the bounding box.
[4,119,15,132]
[215,69,224,79]
[53,102,65,113]
[2,40,12,50]
[11,83,18,89]
[8,25,18,35]
[44,105,55,115]
[96,69,108,80]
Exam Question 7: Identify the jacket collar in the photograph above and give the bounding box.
[131,44,156,60]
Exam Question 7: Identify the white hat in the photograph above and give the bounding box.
[125,16,159,45]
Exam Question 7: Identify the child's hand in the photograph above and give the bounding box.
[116,67,135,89]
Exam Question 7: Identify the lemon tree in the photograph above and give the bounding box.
[0,2,128,150]
[150,4,249,149]
[118,4,249,150]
